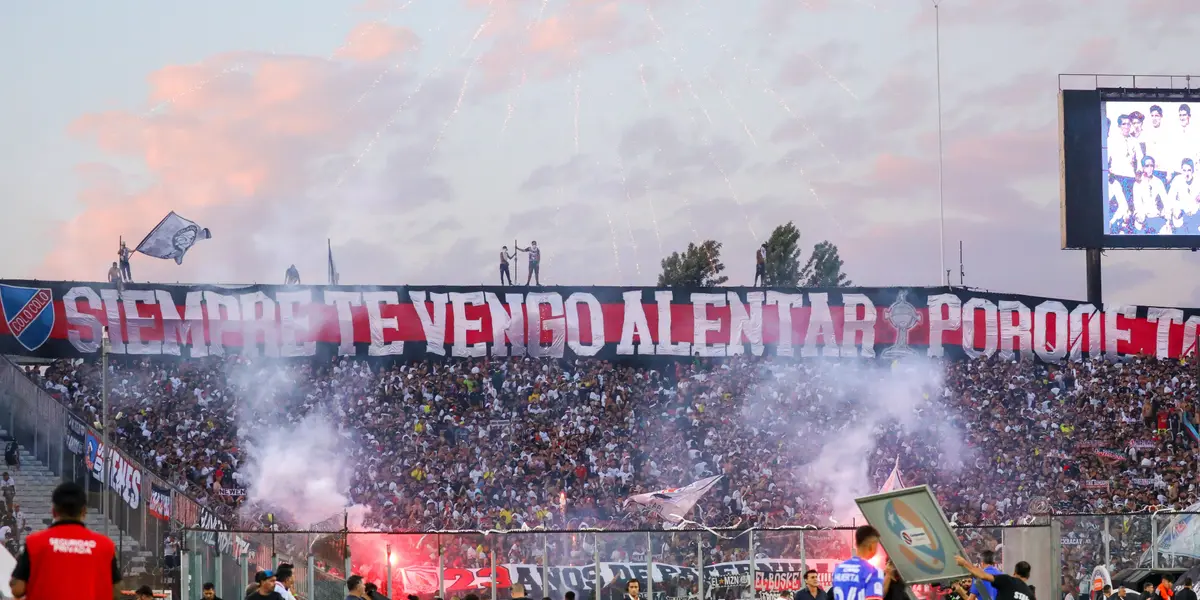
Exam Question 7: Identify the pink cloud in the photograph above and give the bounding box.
[43,23,453,283]
[335,22,419,62]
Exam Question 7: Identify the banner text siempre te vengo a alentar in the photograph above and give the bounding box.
[0,281,1198,361]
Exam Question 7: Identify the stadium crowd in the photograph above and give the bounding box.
[23,352,1200,595]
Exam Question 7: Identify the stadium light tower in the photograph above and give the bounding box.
[101,326,111,539]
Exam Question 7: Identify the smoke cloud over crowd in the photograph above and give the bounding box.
[742,357,968,523]
[227,359,363,528]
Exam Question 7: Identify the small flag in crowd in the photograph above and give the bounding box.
[328,239,340,285]
[135,212,211,265]
[624,475,722,523]
[880,457,905,493]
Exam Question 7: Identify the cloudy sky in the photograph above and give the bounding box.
[4,0,1199,306]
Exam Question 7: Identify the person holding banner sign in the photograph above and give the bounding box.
[954,556,1034,600]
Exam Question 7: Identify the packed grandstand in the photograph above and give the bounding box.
[20,344,1200,593]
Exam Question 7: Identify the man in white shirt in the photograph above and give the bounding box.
[1142,105,1171,182]
[274,563,298,600]
[1131,156,1168,232]
[1108,114,1138,222]
[1165,158,1200,234]
[1172,104,1200,176]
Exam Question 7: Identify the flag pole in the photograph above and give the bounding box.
[514,238,519,285]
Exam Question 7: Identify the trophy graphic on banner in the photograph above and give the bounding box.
[881,290,919,359]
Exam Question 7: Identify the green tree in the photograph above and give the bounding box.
[763,222,803,286]
[657,240,729,287]
[799,240,852,287]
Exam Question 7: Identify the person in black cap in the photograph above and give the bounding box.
[136,585,156,600]
[9,481,121,600]
[247,570,284,600]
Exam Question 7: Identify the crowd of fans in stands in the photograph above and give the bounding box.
[23,352,1200,597]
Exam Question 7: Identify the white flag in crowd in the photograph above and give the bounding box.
[1155,501,1200,558]
[135,212,212,265]
[880,457,905,493]
[624,475,722,523]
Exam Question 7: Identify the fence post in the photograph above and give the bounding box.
[1103,516,1111,568]
[594,536,601,600]
[307,551,316,600]
[798,530,806,573]
[1152,516,1159,569]
[749,530,756,598]
[696,533,704,600]
[646,532,653,600]
[542,533,550,600]
[181,541,192,600]
[215,546,224,596]
[491,545,499,600]
[438,535,447,600]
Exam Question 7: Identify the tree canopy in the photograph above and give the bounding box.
[657,240,729,287]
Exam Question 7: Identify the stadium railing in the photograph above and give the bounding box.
[180,524,1067,600]
[0,355,325,596]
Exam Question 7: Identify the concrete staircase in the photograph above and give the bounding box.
[0,428,139,548]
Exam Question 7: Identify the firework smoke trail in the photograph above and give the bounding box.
[573,71,582,154]
[624,210,643,277]
[502,1,553,136]
[333,3,492,187]
[145,63,245,116]
[461,0,497,58]
[692,6,845,233]
[644,5,757,240]
[637,63,653,109]
[425,1,503,164]
[803,53,859,101]
[345,0,425,112]
[705,68,758,147]
[617,156,662,257]
[500,69,527,135]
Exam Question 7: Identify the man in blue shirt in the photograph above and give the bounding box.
[968,550,1003,600]
[832,525,888,600]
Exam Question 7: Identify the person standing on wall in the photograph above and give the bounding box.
[9,482,121,600]
[118,241,133,282]
[499,246,516,285]
[518,241,542,286]
[754,243,768,287]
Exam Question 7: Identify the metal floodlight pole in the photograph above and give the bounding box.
[101,327,111,540]
[934,0,947,285]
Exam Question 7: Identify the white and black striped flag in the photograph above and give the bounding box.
[624,475,722,523]
[135,212,212,265]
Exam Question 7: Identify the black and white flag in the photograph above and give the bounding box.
[135,212,212,265]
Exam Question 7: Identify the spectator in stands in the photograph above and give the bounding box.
[274,562,297,600]
[249,570,284,600]
[347,574,367,600]
[4,440,17,471]
[1,472,15,509]
[1177,581,1197,600]
[203,581,223,600]
[363,582,389,600]
[136,585,155,600]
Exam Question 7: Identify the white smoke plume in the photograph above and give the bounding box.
[226,359,366,528]
[742,356,968,524]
